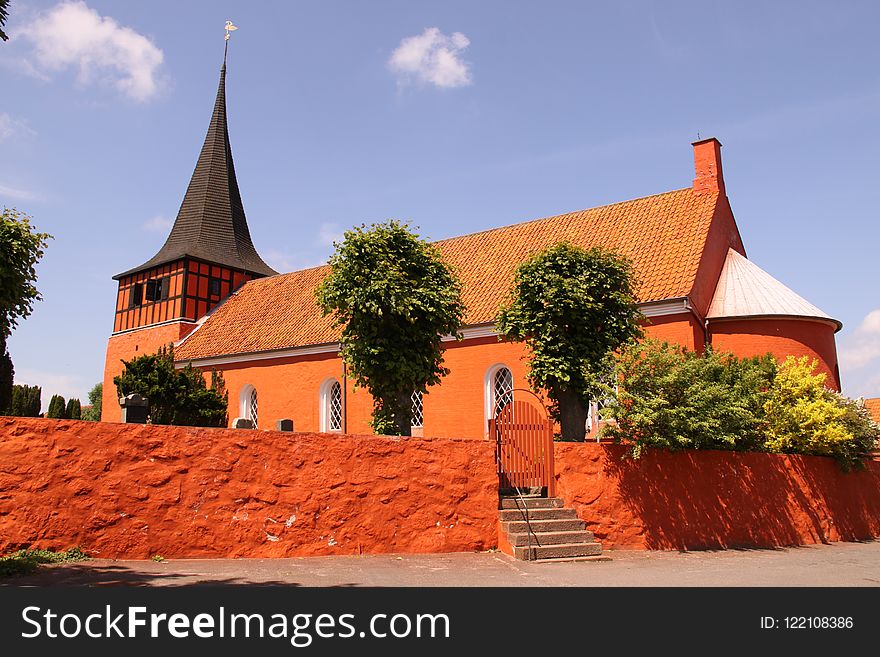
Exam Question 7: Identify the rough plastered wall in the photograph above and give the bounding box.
[554,443,880,550]
[0,418,497,559]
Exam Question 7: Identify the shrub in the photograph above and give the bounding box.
[46,394,66,419]
[602,340,776,457]
[0,547,88,578]
[763,356,879,469]
[115,345,228,427]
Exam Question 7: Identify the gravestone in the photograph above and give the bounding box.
[119,394,148,424]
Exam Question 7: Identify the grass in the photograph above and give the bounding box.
[0,547,89,578]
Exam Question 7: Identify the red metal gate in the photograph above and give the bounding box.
[489,398,555,496]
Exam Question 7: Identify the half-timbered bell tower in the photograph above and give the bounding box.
[101,51,276,421]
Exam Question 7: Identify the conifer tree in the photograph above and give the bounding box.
[9,384,41,417]
[46,394,66,419]
[65,397,81,420]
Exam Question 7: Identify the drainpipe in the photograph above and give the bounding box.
[342,359,348,433]
[683,297,711,350]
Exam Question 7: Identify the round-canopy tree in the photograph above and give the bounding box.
[316,220,465,436]
[497,242,643,441]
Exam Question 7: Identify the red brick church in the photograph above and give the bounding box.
[102,58,842,438]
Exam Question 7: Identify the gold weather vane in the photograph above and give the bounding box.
[224,20,239,41]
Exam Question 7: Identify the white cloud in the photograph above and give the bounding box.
[317,222,343,247]
[15,1,164,102]
[142,215,173,233]
[0,113,36,142]
[0,183,43,202]
[388,27,473,89]
[838,308,880,371]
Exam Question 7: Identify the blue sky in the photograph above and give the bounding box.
[1,0,879,406]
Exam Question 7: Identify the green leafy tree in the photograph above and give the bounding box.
[316,220,465,435]
[602,340,777,457]
[0,208,51,409]
[0,208,51,339]
[46,394,66,419]
[114,345,228,427]
[81,382,103,421]
[0,0,10,42]
[497,242,643,441]
[8,384,40,417]
[65,397,81,420]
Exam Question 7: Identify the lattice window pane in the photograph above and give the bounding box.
[411,390,423,428]
[248,388,258,427]
[493,368,514,417]
[329,381,342,431]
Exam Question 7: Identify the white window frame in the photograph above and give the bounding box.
[239,384,258,428]
[411,390,424,429]
[484,363,514,437]
[320,378,343,433]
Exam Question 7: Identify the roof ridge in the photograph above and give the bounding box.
[433,187,693,246]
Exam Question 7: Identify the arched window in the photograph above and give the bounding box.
[240,384,258,428]
[320,379,343,432]
[492,367,514,416]
[411,390,423,429]
[485,365,514,435]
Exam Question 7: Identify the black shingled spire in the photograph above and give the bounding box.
[115,52,277,279]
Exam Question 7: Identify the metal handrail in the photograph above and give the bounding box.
[492,418,533,560]
[493,389,556,561]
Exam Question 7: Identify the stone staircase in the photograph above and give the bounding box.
[498,495,607,562]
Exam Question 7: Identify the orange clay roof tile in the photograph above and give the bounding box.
[175,187,720,361]
[865,398,880,424]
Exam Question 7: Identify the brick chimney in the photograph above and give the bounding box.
[692,137,725,195]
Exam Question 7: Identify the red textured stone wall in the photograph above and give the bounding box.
[710,318,840,391]
[555,442,880,550]
[0,418,497,559]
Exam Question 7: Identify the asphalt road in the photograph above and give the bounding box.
[5,540,880,587]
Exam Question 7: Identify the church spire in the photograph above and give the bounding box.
[115,47,276,279]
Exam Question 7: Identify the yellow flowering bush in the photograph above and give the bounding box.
[764,357,879,468]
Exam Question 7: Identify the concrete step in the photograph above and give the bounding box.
[506,530,595,547]
[514,542,603,561]
[499,507,578,522]
[500,497,564,510]
[532,555,611,564]
[502,518,585,534]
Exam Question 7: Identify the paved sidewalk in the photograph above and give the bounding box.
[5,540,879,587]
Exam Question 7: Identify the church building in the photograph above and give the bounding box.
[102,57,842,439]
